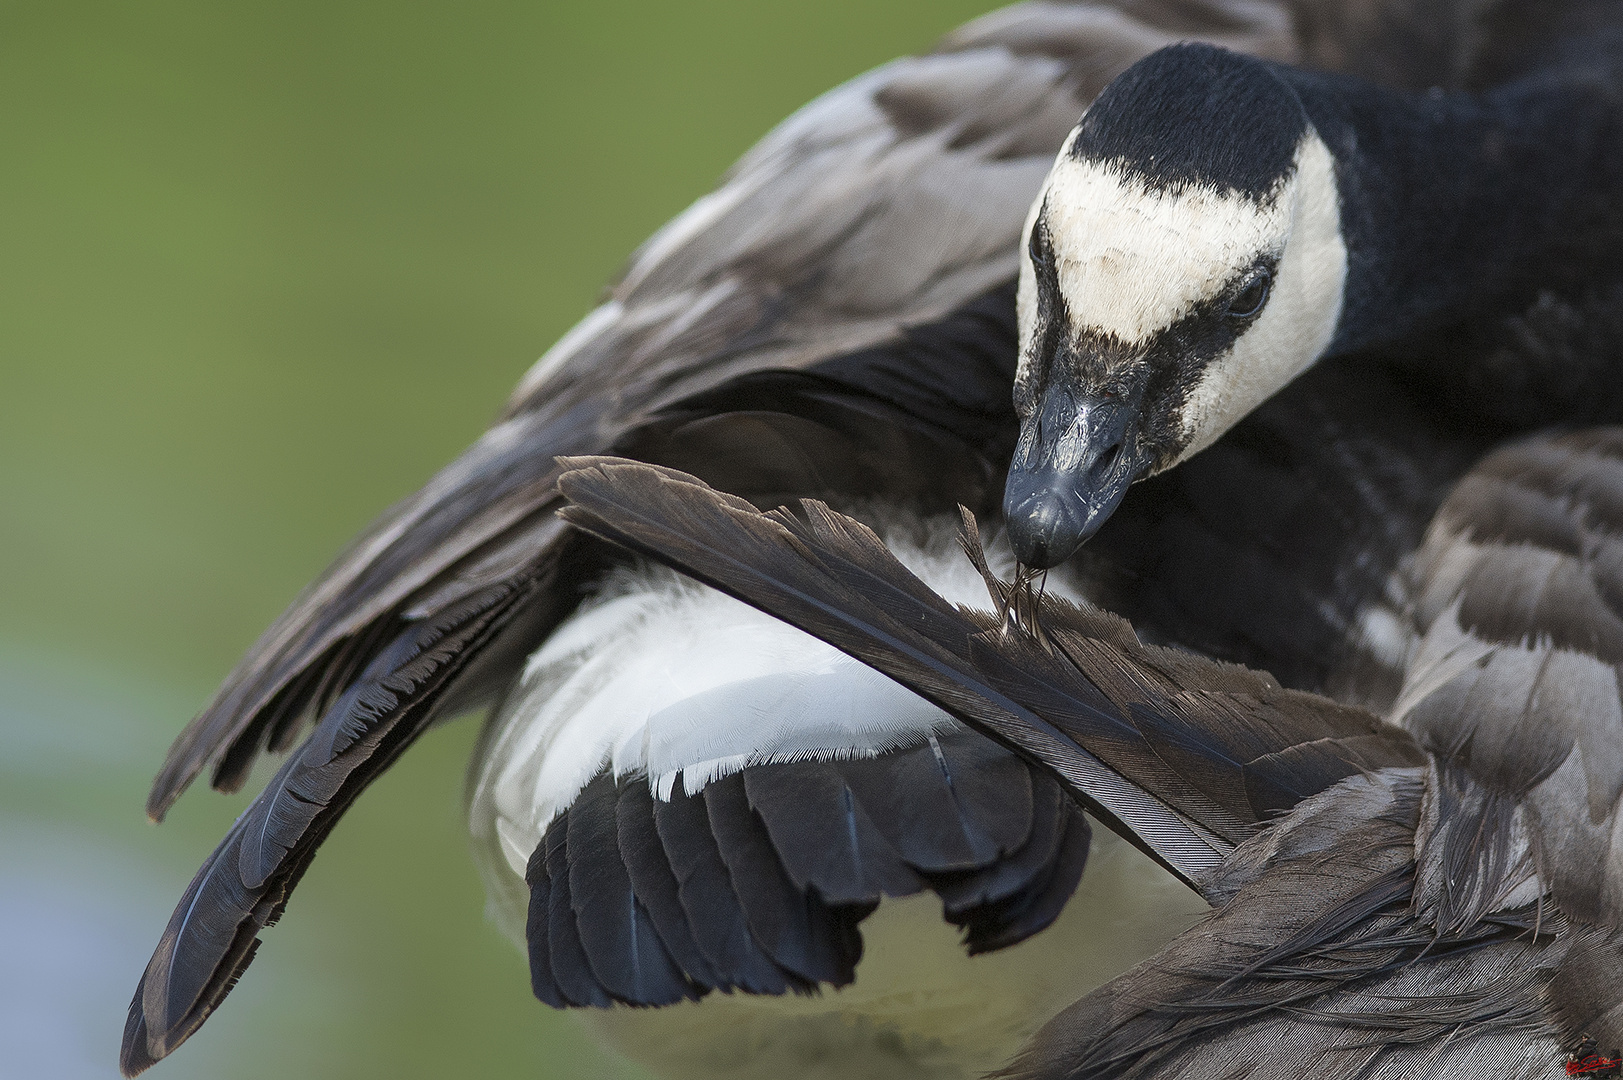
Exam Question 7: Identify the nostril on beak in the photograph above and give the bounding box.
[1005,393,1138,569]
[1091,441,1122,480]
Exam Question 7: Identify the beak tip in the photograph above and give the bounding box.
[1003,482,1093,571]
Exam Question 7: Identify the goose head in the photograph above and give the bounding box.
[1005,44,1347,569]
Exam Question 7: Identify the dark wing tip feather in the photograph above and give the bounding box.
[702,773,865,988]
[122,578,534,1069]
[958,800,1090,957]
[652,774,801,996]
[742,759,926,904]
[144,609,351,822]
[527,732,1091,1014]
[544,814,615,1007]
[524,825,566,1008]
[566,773,698,1006]
[146,728,214,823]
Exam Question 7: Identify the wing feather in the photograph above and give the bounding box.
[129,3,1532,1071]
[553,456,1611,1076]
[554,458,1424,889]
[121,576,536,1074]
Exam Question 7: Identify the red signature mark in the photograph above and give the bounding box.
[1568,1054,1623,1076]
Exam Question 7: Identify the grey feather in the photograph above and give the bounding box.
[1400,432,1623,924]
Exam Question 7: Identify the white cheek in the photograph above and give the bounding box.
[1042,158,1290,346]
[1173,135,1347,464]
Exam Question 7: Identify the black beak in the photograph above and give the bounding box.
[1003,384,1144,569]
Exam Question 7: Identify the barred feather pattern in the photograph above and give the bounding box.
[1390,430,1623,1052]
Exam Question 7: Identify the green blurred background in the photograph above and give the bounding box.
[0,2,994,1077]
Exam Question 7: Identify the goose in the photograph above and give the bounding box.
[1001,10,1623,568]
[118,1,1623,1077]
[553,446,1623,1079]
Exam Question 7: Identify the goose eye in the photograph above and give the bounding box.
[1227,270,1272,320]
[1028,220,1054,272]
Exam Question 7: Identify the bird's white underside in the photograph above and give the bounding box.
[467,512,1093,890]
[464,512,1202,1077]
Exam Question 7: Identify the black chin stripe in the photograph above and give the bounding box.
[1024,212,1069,403]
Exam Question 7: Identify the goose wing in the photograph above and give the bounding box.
[553,458,1425,887]
[145,1,1299,826]
[997,765,1569,1080]
[123,4,1305,1073]
[1004,430,1623,1079]
[132,1,1594,1070]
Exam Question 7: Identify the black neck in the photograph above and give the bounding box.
[1283,63,1623,357]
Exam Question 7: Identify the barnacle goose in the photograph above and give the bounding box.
[1004,10,1623,566]
[120,1,1623,1077]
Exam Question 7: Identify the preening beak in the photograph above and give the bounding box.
[1003,382,1145,569]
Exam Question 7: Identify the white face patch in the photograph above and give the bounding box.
[1016,129,1347,467]
[1035,153,1293,347]
[1175,134,1346,462]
